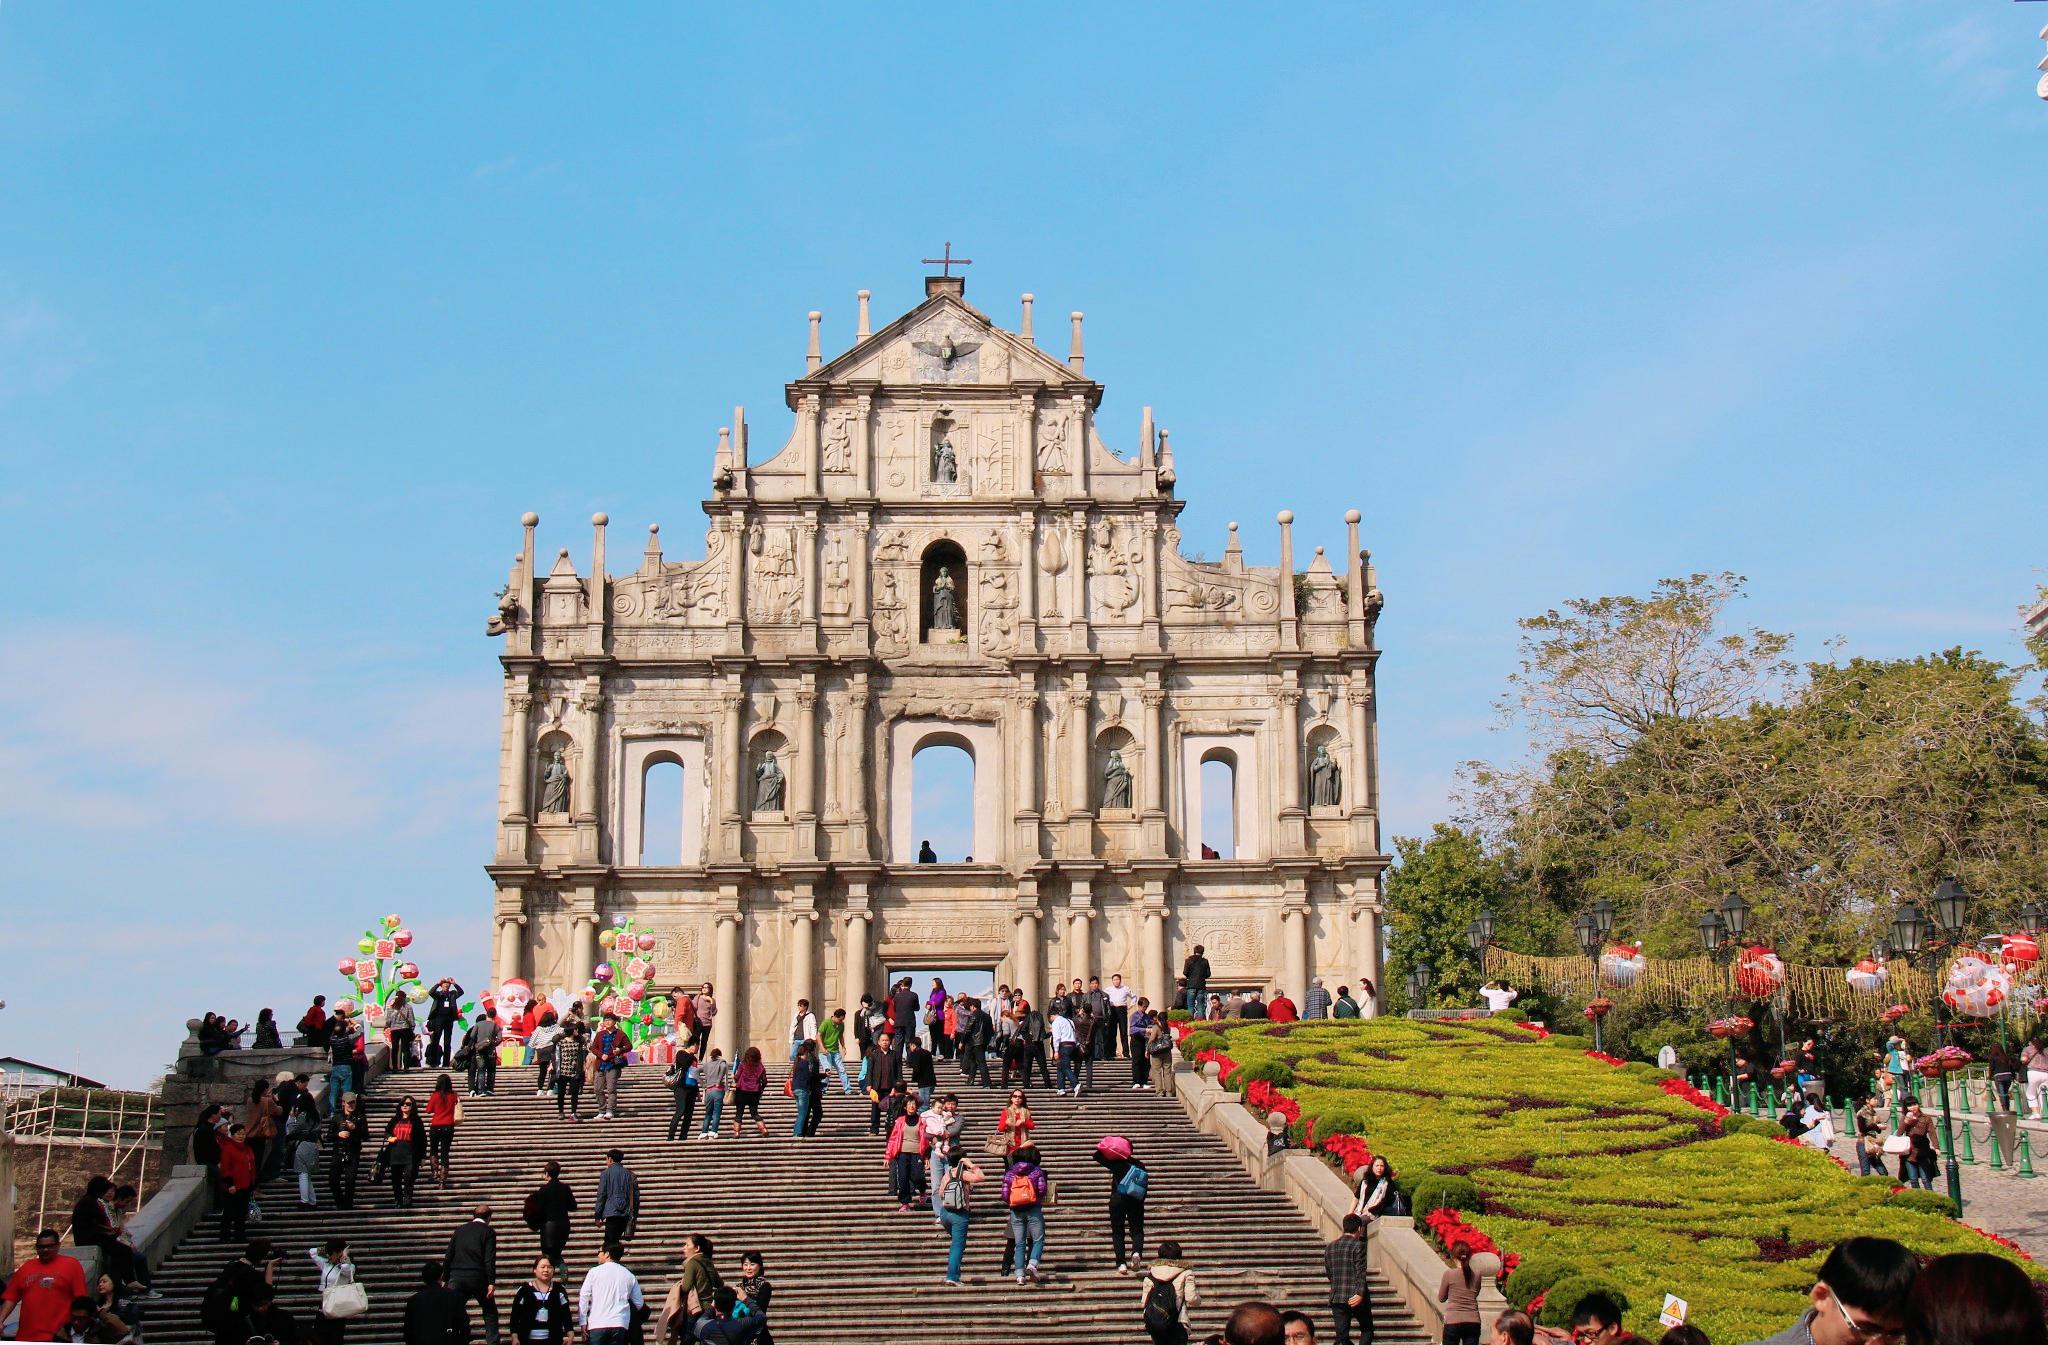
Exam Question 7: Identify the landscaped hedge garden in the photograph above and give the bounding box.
[1187,1018,2040,1342]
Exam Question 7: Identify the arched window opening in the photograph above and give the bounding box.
[1199,751,1238,859]
[919,540,968,644]
[910,740,975,863]
[639,758,685,865]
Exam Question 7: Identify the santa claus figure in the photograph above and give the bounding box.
[495,977,537,1042]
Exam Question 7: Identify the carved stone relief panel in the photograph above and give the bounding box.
[1182,915,1265,971]
[746,523,802,625]
[1090,517,1142,623]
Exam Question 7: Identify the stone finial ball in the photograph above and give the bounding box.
[1345,509,1361,524]
[521,512,539,526]
[592,512,608,526]
[1277,510,1294,525]
[648,523,659,534]
[1469,1251,1503,1279]
[808,310,821,321]
[1228,522,1239,533]
[1314,546,1325,556]
[558,548,570,558]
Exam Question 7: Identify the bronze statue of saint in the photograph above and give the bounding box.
[755,753,786,812]
[539,750,571,814]
[1102,748,1133,810]
[1308,743,1343,807]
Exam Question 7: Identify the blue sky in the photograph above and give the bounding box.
[2,6,2044,1086]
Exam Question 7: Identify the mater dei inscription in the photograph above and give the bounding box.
[484,269,1390,1059]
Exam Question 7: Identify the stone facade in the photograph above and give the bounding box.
[485,274,1390,1058]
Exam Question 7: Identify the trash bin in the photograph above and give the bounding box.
[1990,1111,2019,1160]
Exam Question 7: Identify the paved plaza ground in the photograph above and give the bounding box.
[1826,1117,2048,1259]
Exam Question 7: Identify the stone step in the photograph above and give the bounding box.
[141,1059,1434,1344]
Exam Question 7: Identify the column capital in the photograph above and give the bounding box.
[508,693,534,712]
[795,689,819,711]
[1275,688,1302,709]
[721,690,746,713]
[1139,689,1165,708]
[577,693,607,714]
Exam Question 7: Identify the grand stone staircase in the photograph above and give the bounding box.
[143,1058,1429,1344]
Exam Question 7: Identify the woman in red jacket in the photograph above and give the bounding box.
[425,1074,460,1187]
[217,1123,258,1242]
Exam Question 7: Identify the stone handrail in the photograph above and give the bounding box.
[1167,1059,1510,1336]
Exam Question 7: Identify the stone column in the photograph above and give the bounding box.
[1277,510,1299,649]
[725,509,747,652]
[841,882,873,1013]
[789,888,818,1025]
[846,675,871,857]
[574,687,605,862]
[1139,686,1166,857]
[853,393,873,496]
[800,508,820,646]
[1066,507,1088,648]
[1067,874,1097,986]
[1347,674,1372,812]
[802,391,822,496]
[1281,881,1311,1002]
[793,681,819,857]
[719,682,745,859]
[1012,878,1043,1006]
[1139,515,1161,648]
[1141,879,1169,1008]
[495,913,525,987]
[1276,679,1304,853]
[1069,391,1090,496]
[1356,882,1384,1018]
[1065,675,1090,820]
[505,691,533,819]
[714,906,743,1058]
[1013,682,1041,860]
[571,914,599,990]
[1017,512,1038,638]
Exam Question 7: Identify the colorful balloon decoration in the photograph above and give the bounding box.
[1845,958,1888,995]
[1941,954,2012,1019]
[1598,943,1646,989]
[334,911,471,1041]
[1733,946,1787,998]
[579,914,666,1046]
[2003,934,2041,971]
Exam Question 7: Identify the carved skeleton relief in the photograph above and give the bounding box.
[747,524,801,625]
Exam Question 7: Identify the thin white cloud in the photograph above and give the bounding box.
[471,156,521,182]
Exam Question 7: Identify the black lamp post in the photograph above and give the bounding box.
[1699,908,1740,1095]
[1893,884,1969,1211]
[1467,907,1496,985]
[1575,910,1607,1053]
[1407,960,1435,1012]
[2019,901,2045,938]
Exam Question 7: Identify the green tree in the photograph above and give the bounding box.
[1383,824,1531,1010]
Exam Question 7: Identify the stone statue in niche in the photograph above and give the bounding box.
[1102,748,1132,810]
[933,430,958,485]
[821,413,852,474]
[754,753,786,813]
[1039,411,1069,475]
[1309,743,1343,807]
[931,568,960,631]
[539,750,571,814]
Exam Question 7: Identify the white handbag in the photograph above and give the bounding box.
[322,1272,370,1319]
[1882,1135,1912,1155]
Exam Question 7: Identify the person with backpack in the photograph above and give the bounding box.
[524,1162,576,1271]
[594,1150,641,1248]
[1003,1144,1049,1285]
[200,1242,278,1345]
[1094,1135,1151,1274]
[1140,1241,1199,1345]
[934,1142,986,1287]
[665,1046,700,1141]
[461,1013,502,1098]
[885,1095,930,1212]
[507,1256,571,1345]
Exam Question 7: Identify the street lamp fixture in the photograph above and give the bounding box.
[1720,892,1751,943]
[1407,961,1434,1008]
[1589,898,1616,940]
[1574,912,1600,956]
[1930,879,1970,940]
[1891,903,1926,958]
[1474,907,1497,947]
[1697,910,1726,954]
[2019,901,2045,938]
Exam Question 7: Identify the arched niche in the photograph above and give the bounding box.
[747,727,791,817]
[618,736,708,866]
[533,728,577,817]
[1180,733,1260,860]
[1304,723,1348,812]
[1095,724,1137,813]
[919,539,968,644]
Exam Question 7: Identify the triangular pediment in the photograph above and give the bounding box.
[803,291,1083,395]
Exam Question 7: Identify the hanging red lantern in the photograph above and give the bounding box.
[1733,946,1786,998]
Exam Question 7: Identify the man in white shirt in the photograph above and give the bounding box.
[788,999,819,1062]
[1104,974,1135,1058]
[577,1242,643,1345]
[1478,981,1519,1014]
[1050,1010,1080,1096]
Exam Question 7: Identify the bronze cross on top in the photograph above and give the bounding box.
[921,242,973,276]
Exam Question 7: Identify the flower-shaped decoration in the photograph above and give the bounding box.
[1708,1015,1755,1039]
[637,933,658,952]
[1584,997,1615,1019]
[1914,1045,1972,1077]
[393,928,414,948]
[612,914,630,929]
[593,962,615,982]
[1845,959,1888,995]
[1599,944,1646,989]
[1734,946,1786,997]
[1878,1004,1911,1025]
[598,928,617,950]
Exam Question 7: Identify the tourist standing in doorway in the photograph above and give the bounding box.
[426,1074,460,1187]
[927,979,950,1057]
[1182,947,1211,1017]
[594,1149,640,1247]
[891,979,922,1061]
[957,997,993,1087]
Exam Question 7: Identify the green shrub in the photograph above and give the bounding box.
[1411,1173,1482,1215]
[1234,1060,1296,1088]
[1718,1113,1756,1135]
[1887,1189,1959,1219]
[1312,1109,1368,1140]
[1182,1031,1227,1061]
[1502,1255,1574,1309]
[1618,1061,1661,1081]
[1166,1009,1193,1022]
[1491,1006,1529,1022]
[1392,1166,1439,1205]
[1536,1276,1631,1329]
[1545,1033,1591,1051]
